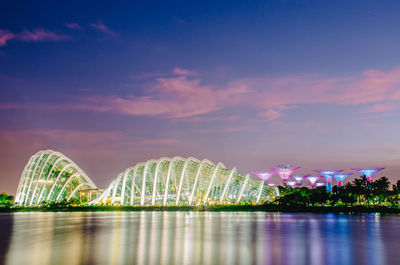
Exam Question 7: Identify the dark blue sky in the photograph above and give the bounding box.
[1,1,399,193]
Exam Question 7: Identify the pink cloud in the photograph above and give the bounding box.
[3,66,400,121]
[18,28,70,42]
[172,67,198,76]
[262,109,284,121]
[30,69,250,119]
[0,29,16,46]
[229,66,400,118]
[365,103,399,113]
[89,21,114,35]
[80,76,226,118]
[65,22,83,30]
[0,28,70,46]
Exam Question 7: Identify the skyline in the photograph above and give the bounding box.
[1,1,398,194]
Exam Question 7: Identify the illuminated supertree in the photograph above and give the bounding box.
[351,168,385,182]
[286,180,297,188]
[334,173,353,188]
[306,175,320,187]
[314,170,343,193]
[252,171,274,184]
[272,165,301,182]
[293,175,303,183]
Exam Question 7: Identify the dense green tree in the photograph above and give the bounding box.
[274,175,400,208]
[0,192,14,207]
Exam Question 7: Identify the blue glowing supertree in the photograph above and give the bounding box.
[334,173,353,187]
[314,170,343,193]
[351,168,385,182]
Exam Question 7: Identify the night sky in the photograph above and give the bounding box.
[1,1,399,194]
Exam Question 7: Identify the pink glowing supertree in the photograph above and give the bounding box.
[334,173,353,187]
[252,171,274,183]
[351,168,385,182]
[293,175,304,184]
[306,175,320,187]
[286,180,297,187]
[271,165,301,182]
[314,170,343,193]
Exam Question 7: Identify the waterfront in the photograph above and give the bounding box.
[0,212,400,265]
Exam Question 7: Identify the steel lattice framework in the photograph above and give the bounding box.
[15,150,97,206]
[90,156,278,206]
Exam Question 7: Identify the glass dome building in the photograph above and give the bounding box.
[15,150,97,206]
[90,156,278,206]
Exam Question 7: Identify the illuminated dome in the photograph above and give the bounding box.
[90,156,277,206]
[15,150,96,206]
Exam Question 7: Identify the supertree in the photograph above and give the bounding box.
[351,168,385,182]
[306,175,320,187]
[334,173,353,188]
[271,165,301,183]
[314,170,343,193]
[286,180,297,188]
[252,171,274,184]
[293,175,304,184]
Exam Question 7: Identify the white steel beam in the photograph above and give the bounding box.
[203,163,222,204]
[140,162,149,206]
[219,167,236,203]
[236,174,249,204]
[46,164,73,201]
[256,180,264,204]
[189,161,204,205]
[175,159,189,205]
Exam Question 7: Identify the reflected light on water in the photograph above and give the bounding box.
[1,212,400,265]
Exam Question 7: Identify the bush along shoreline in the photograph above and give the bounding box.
[2,176,400,214]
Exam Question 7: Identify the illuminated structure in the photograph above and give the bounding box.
[315,182,325,187]
[286,180,297,187]
[306,175,320,187]
[334,173,353,187]
[90,157,278,206]
[16,151,278,206]
[272,165,301,182]
[15,150,97,206]
[351,168,385,182]
[252,171,274,183]
[293,175,303,184]
[314,170,343,193]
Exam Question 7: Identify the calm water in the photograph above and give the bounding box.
[0,212,400,265]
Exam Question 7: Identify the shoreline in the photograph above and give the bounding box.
[1,205,400,214]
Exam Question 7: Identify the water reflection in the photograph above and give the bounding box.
[1,212,400,265]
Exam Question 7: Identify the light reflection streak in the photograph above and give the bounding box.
[2,212,398,265]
